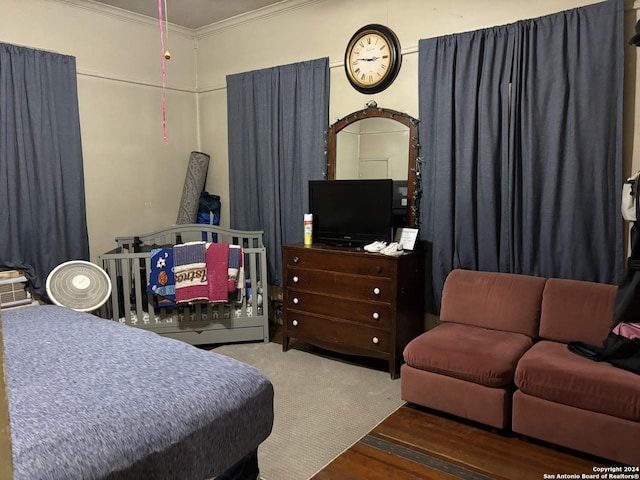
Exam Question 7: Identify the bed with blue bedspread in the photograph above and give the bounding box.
[2,305,274,480]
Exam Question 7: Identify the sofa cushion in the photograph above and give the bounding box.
[440,270,546,338]
[515,341,640,421]
[539,278,616,345]
[403,323,534,388]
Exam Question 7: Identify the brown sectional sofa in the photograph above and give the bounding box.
[401,269,640,466]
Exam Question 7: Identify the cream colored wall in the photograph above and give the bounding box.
[196,0,635,227]
[0,0,199,260]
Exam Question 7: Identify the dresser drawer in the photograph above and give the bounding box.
[285,290,391,327]
[281,244,425,378]
[285,312,389,353]
[285,268,393,302]
[284,247,395,277]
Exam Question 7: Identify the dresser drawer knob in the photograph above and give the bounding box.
[372,336,379,344]
[373,287,381,295]
[293,256,299,263]
[372,312,380,320]
[293,275,299,283]
[376,265,382,273]
[293,297,299,304]
[292,319,298,327]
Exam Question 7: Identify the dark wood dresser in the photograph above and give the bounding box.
[281,243,425,378]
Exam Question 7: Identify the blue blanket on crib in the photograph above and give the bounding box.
[2,305,274,479]
[147,247,176,307]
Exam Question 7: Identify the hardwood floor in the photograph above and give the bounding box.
[311,404,612,479]
[268,321,618,479]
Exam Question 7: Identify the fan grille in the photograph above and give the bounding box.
[46,261,112,312]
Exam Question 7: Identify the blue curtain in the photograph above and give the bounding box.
[226,58,329,285]
[419,0,623,310]
[0,44,89,298]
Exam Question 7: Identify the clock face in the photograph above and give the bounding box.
[345,25,401,94]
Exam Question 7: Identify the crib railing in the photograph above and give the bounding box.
[97,225,269,345]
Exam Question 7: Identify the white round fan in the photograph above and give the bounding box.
[46,260,112,312]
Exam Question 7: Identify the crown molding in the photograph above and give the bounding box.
[43,0,194,38]
[194,0,325,39]
[44,0,325,40]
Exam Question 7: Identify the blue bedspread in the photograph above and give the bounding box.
[2,305,274,479]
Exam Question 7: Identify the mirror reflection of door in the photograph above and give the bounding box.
[327,106,419,227]
[335,118,409,180]
[358,158,388,178]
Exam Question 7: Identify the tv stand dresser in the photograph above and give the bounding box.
[281,243,425,378]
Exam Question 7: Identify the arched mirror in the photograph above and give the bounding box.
[327,105,420,228]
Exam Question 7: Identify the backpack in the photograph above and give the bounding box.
[567,224,640,375]
[598,324,640,375]
[197,191,221,226]
[197,192,221,242]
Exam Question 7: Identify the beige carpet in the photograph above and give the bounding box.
[213,342,404,480]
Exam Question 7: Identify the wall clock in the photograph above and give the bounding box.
[344,24,402,94]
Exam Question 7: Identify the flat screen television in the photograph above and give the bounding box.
[309,179,393,246]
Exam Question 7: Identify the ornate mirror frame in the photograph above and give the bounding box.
[327,106,420,228]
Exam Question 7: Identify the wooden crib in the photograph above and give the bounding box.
[98,224,269,346]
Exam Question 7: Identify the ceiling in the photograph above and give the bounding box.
[91,0,286,30]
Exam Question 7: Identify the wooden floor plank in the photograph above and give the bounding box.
[358,435,495,480]
[313,404,612,480]
[369,405,609,480]
[310,442,461,480]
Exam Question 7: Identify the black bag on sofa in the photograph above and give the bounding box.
[611,225,640,326]
[567,224,640,374]
[600,332,640,375]
[601,222,640,373]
